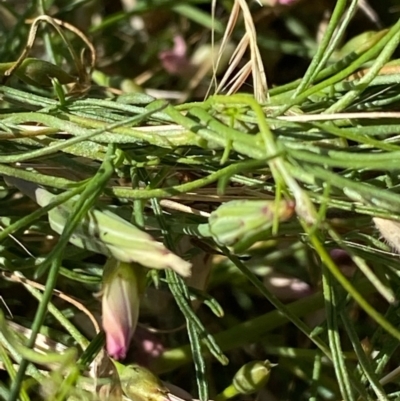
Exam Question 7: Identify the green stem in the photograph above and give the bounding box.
[0,158,270,200]
[293,0,348,96]
[272,20,400,115]
[322,268,356,401]
[225,251,332,359]
[152,279,375,374]
[8,145,116,400]
[8,256,63,401]
[306,225,400,343]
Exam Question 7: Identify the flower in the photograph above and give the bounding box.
[159,35,191,75]
[102,259,145,359]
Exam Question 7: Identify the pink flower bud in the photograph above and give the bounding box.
[102,260,145,359]
[159,35,191,75]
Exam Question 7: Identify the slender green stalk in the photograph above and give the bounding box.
[21,279,90,350]
[8,145,116,401]
[327,20,400,113]
[0,344,30,401]
[8,256,63,401]
[0,157,272,200]
[0,106,167,163]
[309,353,323,401]
[153,279,375,374]
[224,250,332,359]
[273,21,400,115]
[293,0,348,96]
[305,225,400,344]
[322,268,356,401]
[341,309,389,401]
[0,184,83,243]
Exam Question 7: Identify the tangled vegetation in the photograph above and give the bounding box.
[1,1,400,400]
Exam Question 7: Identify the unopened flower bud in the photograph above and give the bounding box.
[233,360,275,395]
[5,177,192,278]
[208,199,295,252]
[16,58,74,86]
[102,259,146,359]
[113,362,170,401]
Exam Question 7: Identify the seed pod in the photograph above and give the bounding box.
[16,58,74,86]
[208,199,295,253]
[232,360,275,395]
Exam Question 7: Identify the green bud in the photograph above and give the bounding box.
[5,177,191,277]
[232,360,275,395]
[15,58,74,86]
[43,195,191,275]
[113,362,169,401]
[208,199,295,252]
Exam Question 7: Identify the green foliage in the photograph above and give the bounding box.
[1,1,400,401]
